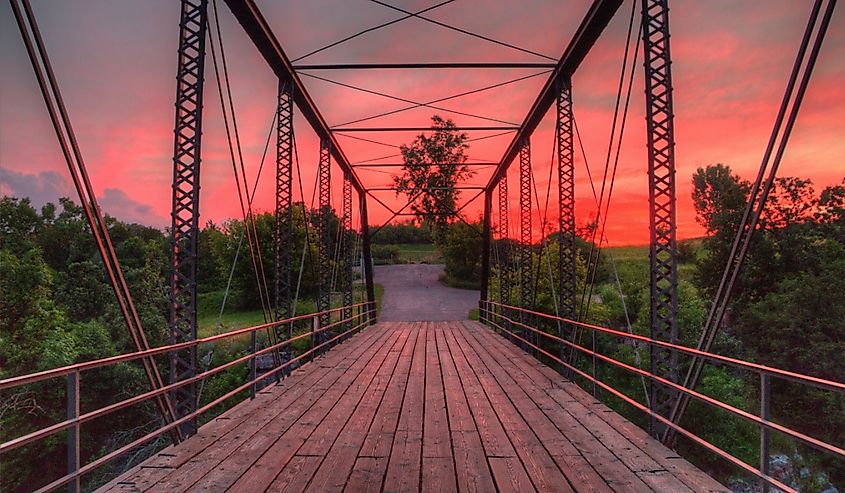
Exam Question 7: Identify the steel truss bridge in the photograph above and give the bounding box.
[2,0,843,492]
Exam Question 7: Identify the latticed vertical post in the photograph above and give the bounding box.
[642,0,679,438]
[556,78,577,370]
[274,78,294,366]
[317,138,332,350]
[518,138,533,350]
[479,189,492,321]
[342,173,354,336]
[169,0,207,438]
[497,175,511,334]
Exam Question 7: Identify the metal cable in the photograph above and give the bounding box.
[334,70,551,127]
[301,72,517,126]
[292,0,456,62]
[368,0,556,61]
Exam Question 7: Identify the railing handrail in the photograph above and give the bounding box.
[482,300,845,393]
[1,303,376,492]
[0,301,373,390]
[478,301,845,493]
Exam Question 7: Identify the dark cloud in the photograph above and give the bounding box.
[96,188,168,228]
[0,168,166,227]
[0,168,71,207]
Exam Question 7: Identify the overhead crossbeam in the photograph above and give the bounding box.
[642,0,679,438]
[274,78,294,356]
[333,126,518,132]
[169,0,209,438]
[294,62,558,70]
[223,0,365,193]
[486,0,622,191]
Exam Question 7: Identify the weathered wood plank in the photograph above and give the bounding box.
[445,327,574,493]
[436,324,517,493]
[112,327,385,493]
[303,328,411,492]
[461,322,642,493]
[179,327,398,492]
[467,321,724,493]
[101,321,728,493]
[382,323,427,493]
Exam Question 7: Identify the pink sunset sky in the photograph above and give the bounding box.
[1,0,843,245]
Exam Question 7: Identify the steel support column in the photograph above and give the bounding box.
[642,0,679,438]
[342,173,354,334]
[479,189,493,311]
[274,78,294,364]
[359,194,377,324]
[557,78,577,368]
[518,139,533,349]
[498,176,511,305]
[317,138,332,346]
[169,0,208,438]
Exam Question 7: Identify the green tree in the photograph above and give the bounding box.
[439,220,483,287]
[394,115,474,236]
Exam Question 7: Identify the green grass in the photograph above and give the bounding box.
[468,308,479,321]
[396,243,441,263]
[604,244,649,262]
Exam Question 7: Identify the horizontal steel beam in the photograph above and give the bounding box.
[334,126,518,132]
[367,186,486,191]
[353,163,497,167]
[223,0,365,193]
[294,62,558,70]
[486,0,623,191]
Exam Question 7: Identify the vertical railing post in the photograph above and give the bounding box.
[250,329,257,399]
[760,373,771,493]
[311,316,319,362]
[67,370,80,493]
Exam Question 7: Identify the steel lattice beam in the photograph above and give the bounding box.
[223,0,364,194]
[169,0,208,438]
[642,0,679,438]
[518,139,533,347]
[274,78,294,363]
[487,0,622,191]
[342,173,354,334]
[498,176,511,308]
[557,79,577,366]
[317,138,332,345]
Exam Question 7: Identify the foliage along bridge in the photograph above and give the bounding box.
[2,0,843,492]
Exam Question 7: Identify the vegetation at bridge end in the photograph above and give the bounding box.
[391,115,484,288]
[0,197,362,492]
[488,165,844,490]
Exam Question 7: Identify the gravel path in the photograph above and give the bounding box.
[374,264,479,321]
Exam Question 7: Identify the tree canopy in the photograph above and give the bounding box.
[393,115,474,235]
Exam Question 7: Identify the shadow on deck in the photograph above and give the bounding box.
[99,321,727,492]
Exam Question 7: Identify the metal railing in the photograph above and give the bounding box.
[0,301,376,493]
[479,300,845,493]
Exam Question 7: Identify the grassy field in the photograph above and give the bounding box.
[197,283,385,341]
[604,241,698,281]
[396,243,441,263]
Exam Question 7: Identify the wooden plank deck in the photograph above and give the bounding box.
[99,321,728,493]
